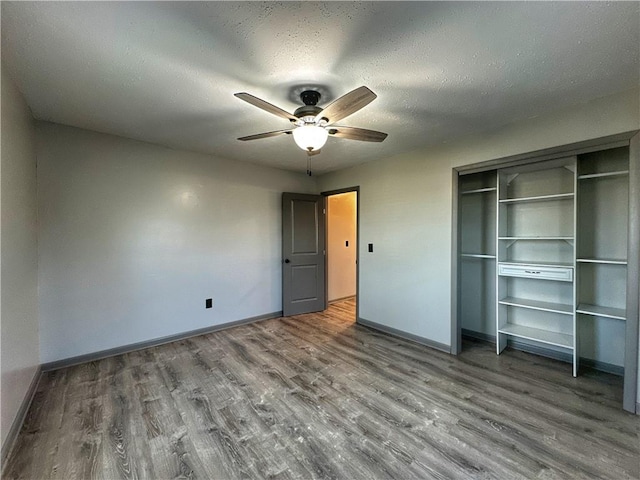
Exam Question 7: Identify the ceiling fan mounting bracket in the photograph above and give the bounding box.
[288,84,332,104]
[291,87,329,118]
[300,90,321,106]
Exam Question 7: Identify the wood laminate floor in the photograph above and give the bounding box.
[3,298,639,479]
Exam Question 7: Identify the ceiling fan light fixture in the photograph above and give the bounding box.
[292,124,328,152]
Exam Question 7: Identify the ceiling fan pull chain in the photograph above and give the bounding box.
[307,156,312,176]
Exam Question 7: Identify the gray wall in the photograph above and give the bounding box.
[1,65,40,448]
[317,88,639,385]
[36,123,316,363]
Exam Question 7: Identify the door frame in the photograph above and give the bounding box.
[322,187,360,322]
[450,130,640,413]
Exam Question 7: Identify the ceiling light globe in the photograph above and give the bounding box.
[293,125,328,152]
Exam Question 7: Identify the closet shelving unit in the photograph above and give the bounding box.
[496,158,578,375]
[459,171,497,337]
[575,147,629,368]
[458,145,631,379]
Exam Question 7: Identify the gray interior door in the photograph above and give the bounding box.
[282,192,326,316]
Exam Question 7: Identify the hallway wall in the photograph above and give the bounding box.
[327,192,357,302]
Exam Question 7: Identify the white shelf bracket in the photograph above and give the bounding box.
[506,173,519,185]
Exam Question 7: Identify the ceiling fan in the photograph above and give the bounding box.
[234,86,388,157]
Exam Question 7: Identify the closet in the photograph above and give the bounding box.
[459,171,496,339]
[457,145,631,379]
[575,147,629,372]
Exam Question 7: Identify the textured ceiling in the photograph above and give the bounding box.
[2,2,639,174]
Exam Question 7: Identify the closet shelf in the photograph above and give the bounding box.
[576,258,627,265]
[499,193,574,204]
[460,187,497,195]
[499,236,573,241]
[499,260,574,268]
[576,304,626,321]
[461,253,496,259]
[498,324,573,349]
[499,297,573,315]
[578,170,629,180]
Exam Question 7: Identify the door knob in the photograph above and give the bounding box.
[284,259,290,263]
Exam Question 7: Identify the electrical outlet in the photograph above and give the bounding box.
[206,298,213,309]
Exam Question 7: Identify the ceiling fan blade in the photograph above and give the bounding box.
[315,86,377,125]
[328,126,388,142]
[237,129,292,141]
[235,93,298,123]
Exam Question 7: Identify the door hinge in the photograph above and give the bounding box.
[323,208,326,214]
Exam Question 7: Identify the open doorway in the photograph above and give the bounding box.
[324,189,358,323]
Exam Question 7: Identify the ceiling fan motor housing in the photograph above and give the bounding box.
[294,105,323,118]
